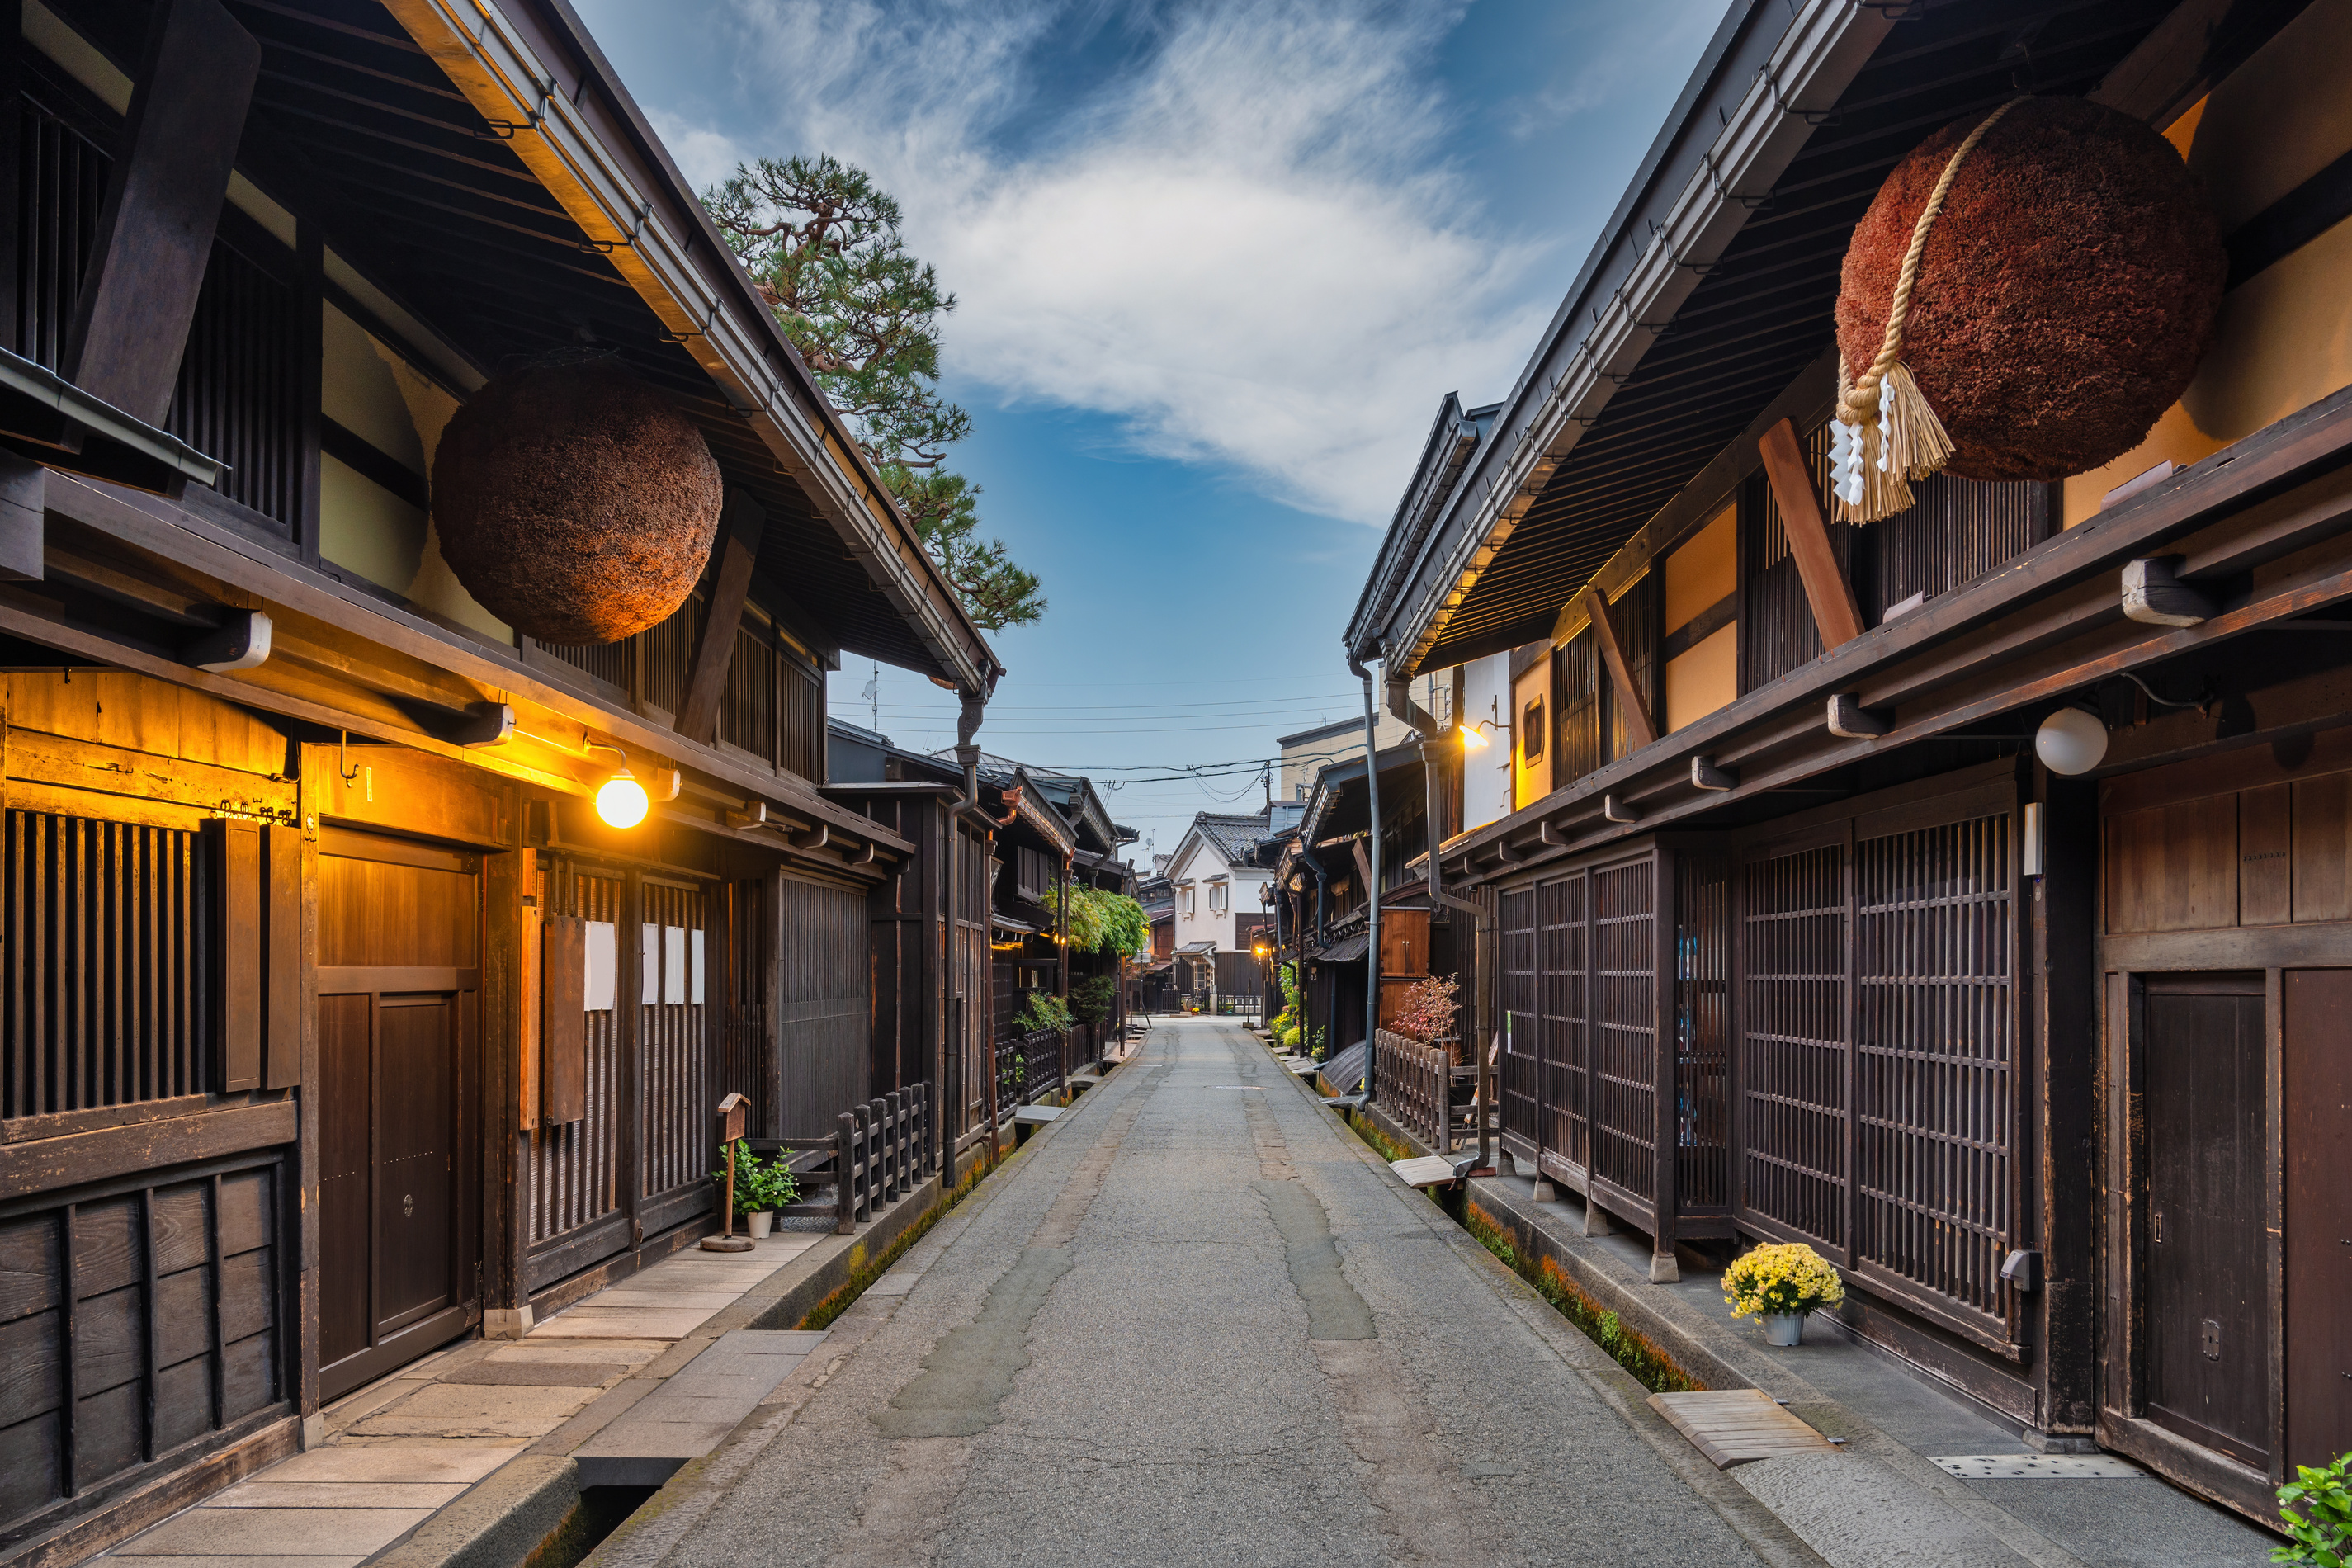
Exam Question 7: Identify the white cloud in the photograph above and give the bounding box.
[647,111,745,195]
[674,1,1569,523]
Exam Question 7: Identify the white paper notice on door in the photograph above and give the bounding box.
[583,922,616,1011]
[642,925,659,1001]
[664,926,687,1004]
[689,928,706,1005]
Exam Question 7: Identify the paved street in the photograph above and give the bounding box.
[602,1018,1804,1568]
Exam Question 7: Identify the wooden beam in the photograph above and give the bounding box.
[61,0,261,425]
[1583,588,1658,749]
[1758,418,1864,650]
[676,491,766,744]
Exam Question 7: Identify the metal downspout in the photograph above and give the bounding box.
[1387,675,1495,1171]
[1348,652,1383,1103]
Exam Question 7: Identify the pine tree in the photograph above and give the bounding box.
[706,155,1043,631]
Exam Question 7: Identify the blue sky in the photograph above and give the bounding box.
[574,0,1721,862]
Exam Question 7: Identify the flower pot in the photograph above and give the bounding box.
[747,1211,774,1241]
[1764,1311,1807,1347]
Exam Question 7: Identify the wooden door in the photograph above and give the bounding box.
[2284,970,2352,1473]
[2142,974,2269,1469]
[317,831,479,1401]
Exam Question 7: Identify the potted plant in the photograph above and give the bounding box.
[1722,1241,1844,1346]
[713,1144,798,1240]
[2274,1450,2352,1566]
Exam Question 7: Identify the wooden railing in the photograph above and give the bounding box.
[1375,1028,1449,1154]
[762,1084,931,1235]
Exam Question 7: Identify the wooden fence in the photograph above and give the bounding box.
[762,1084,931,1235]
[1375,1027,1450,1153]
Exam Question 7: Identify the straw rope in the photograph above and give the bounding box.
[1838,97,2027,429]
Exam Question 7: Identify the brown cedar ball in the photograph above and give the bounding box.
[432,361,723,645]
[1835,97,2224,483]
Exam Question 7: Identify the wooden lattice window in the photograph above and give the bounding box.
[1674,853,1731,1211]
[1499,886,1537,1153]
[1537,871,1589,1174]
[1589,857,1656,1202]
[1853,811,2013,1325]
[5,810,215,1120]
[1739,840,1849,1251]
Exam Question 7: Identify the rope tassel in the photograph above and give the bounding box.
[1829,97,2019,524]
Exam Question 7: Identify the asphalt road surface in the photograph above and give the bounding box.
[601,1018,1811,1567]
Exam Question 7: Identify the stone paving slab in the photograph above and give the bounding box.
[525,1306,716,1339]
[111,1507,434,1557]
[206,1485,470,1511]
[253,1445,524,1485]
[343,1383,602,1438]
[571,1329,827,1487]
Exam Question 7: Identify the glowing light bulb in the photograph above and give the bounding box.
[1459,724,1489,751]
[596,769,650,828]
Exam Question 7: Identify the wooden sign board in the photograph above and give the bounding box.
[716,1092,749,1145]
[542,916,587,1123]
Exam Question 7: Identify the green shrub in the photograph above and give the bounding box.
[2275,1452,2352,1566]
[711,1142,798,1211]
[1072,974,1118,1027]
[1016,992,1073,1034]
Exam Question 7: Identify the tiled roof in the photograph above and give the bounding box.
[1192,810,1271,864]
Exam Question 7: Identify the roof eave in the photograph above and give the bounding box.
[386,0,1004,697]
[1353,0,1892,678]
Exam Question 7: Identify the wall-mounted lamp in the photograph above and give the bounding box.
[1460,718,1509,751]
[595,768,651,829]
[2034,707,2108,777]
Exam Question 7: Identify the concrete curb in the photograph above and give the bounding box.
[369,1455,582,1568]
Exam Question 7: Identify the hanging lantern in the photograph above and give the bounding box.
[432,360,724,645]
[1829,97,2225,522]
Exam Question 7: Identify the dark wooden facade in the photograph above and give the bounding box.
[0,0,1003,1560]
[1343,0,2352,1527]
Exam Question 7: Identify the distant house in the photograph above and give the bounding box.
[1165,810,1279,1010]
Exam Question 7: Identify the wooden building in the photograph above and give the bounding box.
[0,1,1006,1561]
[1344,0,2352,1525]
[827,730,1137,1140]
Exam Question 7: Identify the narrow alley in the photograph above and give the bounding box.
[593,1018,1795,1568]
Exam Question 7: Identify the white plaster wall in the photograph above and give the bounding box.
[1168,838,1273,952]
[1456,651,1515,831]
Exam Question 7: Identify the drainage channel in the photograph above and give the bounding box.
[523,1485,659,1568]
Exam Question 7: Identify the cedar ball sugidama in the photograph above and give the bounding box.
[432,361,723,645]
[1835,97,2225,483]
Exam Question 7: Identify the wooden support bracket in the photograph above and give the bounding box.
[1690,755,1737,791]
[63,0,262,425]
[676,490,767,745]
[1583,588,1657,750]
[792,824,831,852]
[1826,692,1891,739]
[1603,794,1639,824]
[2121,556,2216,626]
[1758,418,1864,650]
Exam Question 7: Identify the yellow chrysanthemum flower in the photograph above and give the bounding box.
[1721,1242,1846,1319]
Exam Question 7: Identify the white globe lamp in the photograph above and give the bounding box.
[2035,708,2108,777]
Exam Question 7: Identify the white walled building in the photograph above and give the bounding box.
[1166,810,1277,957]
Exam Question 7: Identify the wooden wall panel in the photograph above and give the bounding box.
[2107,796,2238,933]
[263,823,300,1089]
[6,673,286,778]
[2239,782,2292,926]
[541,918,586,1125]
[2290,773,2352,923]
